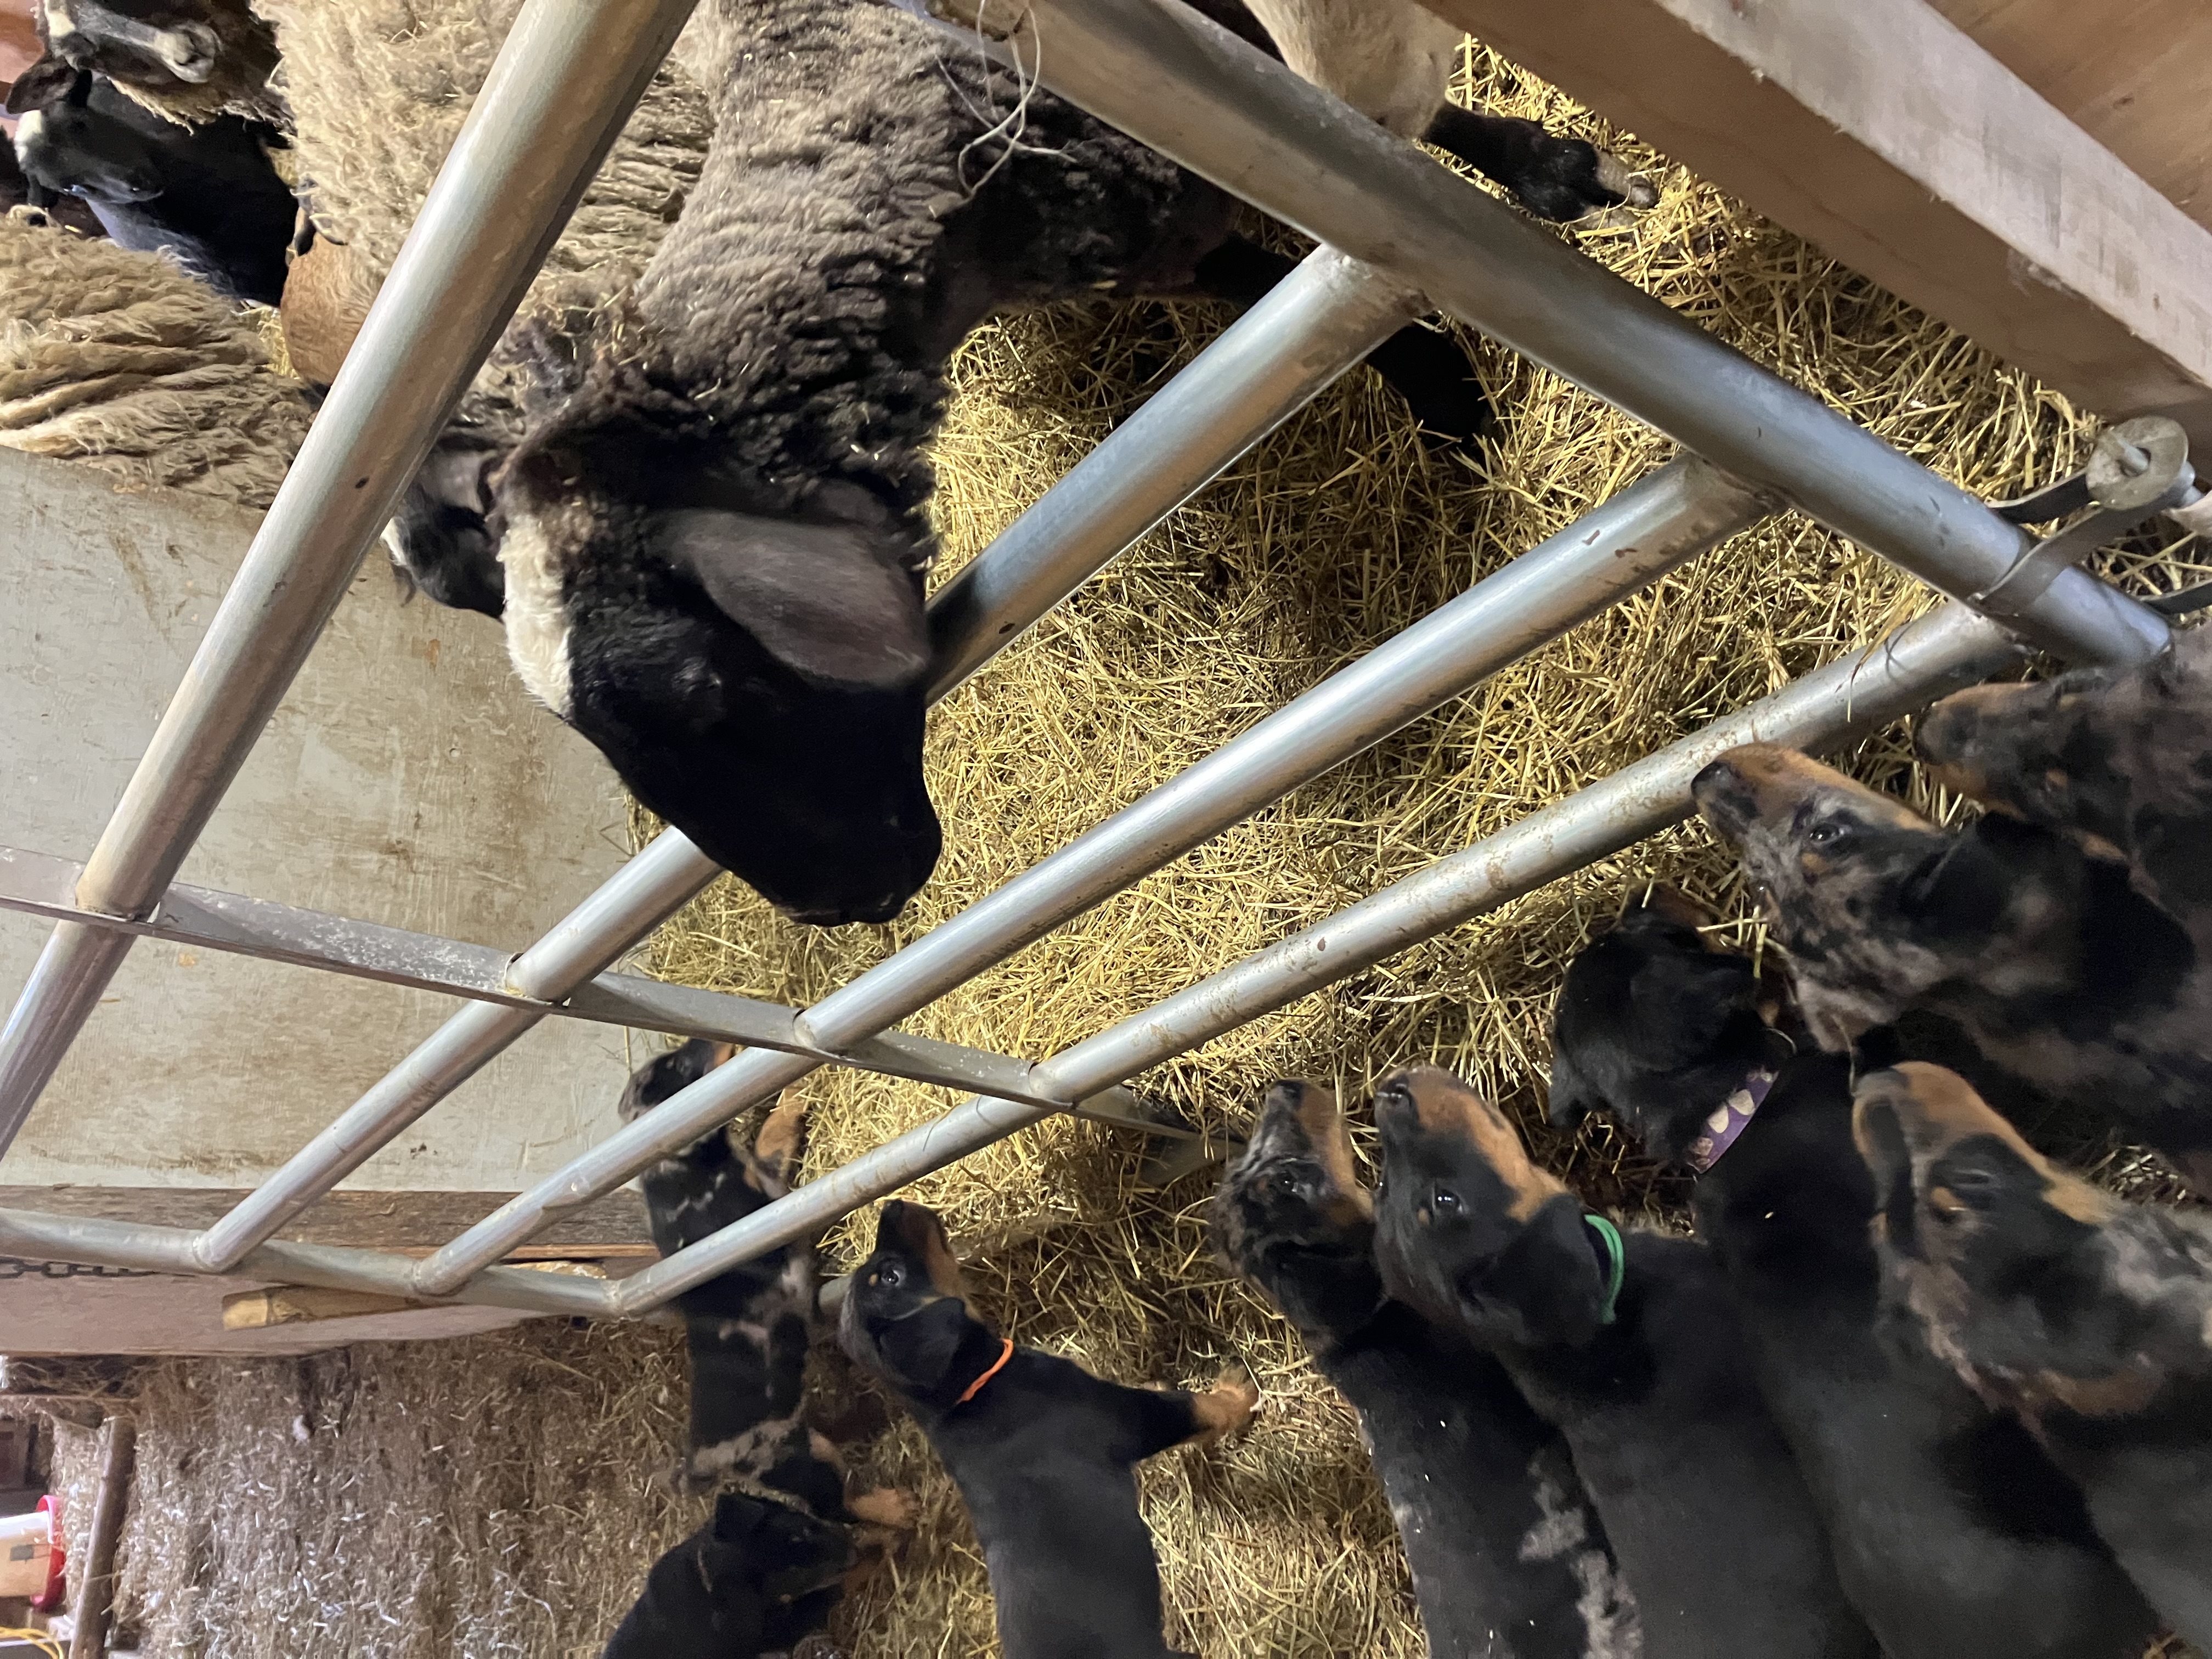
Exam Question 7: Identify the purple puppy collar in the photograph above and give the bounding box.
[1685,1067,1775,1173]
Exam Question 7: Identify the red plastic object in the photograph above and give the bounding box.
[32,1494,65,1612]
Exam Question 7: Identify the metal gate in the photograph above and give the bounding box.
[0,0,2190,1320]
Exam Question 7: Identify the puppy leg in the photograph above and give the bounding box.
[1125,1364,1259,1458]
[1184,1363,1260,1446]
[844,1486,919,1529]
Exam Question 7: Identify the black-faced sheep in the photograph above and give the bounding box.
[9,62,292,302]
[1854,1063,2212,1649]
[1370,1063,1877,1659]
[1548,893,2157,1659]
[264,0,1650,923]
[1689,743,2212,1196]
[12,0,284,127]
[0,202,311,505]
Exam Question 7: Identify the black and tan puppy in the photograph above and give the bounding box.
[1855,1063,2212,1649]
[602,1491,850,1658]
[621,1037,830,1505]
[1915,626,2212,932]
[839,1200,1256,1659]
[1691,743,2212,1193]
[606,1041,913,1658]
[1214,1080,1639,1658]
[1370,1064,1876,1659]
[1550,896,2155,1659]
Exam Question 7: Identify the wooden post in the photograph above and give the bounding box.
[65,1415,133,1659]
[1420,0,2212,447]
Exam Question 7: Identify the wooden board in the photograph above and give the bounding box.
[221,1260,606,1329]
[0,1187,656,1259]
[1421,0,2212,449]
[1927,0,2212,232]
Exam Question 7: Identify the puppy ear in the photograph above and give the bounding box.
[1544,1045,1596,1128]
[651,509,929,690]
[1852,1092,1918,1252]
[868,1299,975,1393]
[5,57,79,116]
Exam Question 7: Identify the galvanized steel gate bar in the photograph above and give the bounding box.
[0,0,2178,1321]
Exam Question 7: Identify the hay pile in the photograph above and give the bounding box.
[42,40,2209,1659]
[41,1324,692,1657]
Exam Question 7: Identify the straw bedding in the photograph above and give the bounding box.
[37,42,2209,1659]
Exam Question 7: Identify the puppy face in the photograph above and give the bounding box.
[1918,654,2212,916]
[838,1201,988,1396]
[1212,1081,1381,1338]
[1370,1066,1607,1350]
[1548,888,1772,1160]
[609,1493,850,1656]
[1692,745,2002,1048]
[1212,1080,1372,1267]
[1913,680,2119,842]
[1850,1064,2164,1412]
[618,1037,740,1122]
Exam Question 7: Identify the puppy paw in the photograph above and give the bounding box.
[1190,1363,1259,1443]
[844,1485,919,1530]
[749,1094,811,1189]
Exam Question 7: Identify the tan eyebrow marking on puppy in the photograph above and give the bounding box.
[1391,1065,1565,1221]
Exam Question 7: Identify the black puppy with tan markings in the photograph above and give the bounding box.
[622,1037,834,1508]
[1691,743,2212,1193]
[1370,1063,1876,1659]
[1550,894,2155,1659]
[839,1200,1256,1659]
[1915,627,2212,936]
[605,1039,913,1659]
[1214,1080,1639,1659]
[1855,1063,2212,1649]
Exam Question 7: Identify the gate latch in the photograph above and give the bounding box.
[1974,416,2200,619]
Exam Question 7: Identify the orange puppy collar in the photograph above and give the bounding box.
[956,1336,1016,1405]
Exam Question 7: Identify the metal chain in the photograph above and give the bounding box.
[0,1256,155,1281]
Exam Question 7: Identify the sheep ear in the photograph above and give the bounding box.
[651,509,930,691]
[5,57,79,116]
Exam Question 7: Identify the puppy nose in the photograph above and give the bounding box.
[1690,755,1742,802]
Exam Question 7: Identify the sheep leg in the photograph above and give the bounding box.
[1192,236,1491,447]
[1421,104,1655,222]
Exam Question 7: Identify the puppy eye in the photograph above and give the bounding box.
[1431,1186,1462,1216]
[877,1261,906,1288]
[1806,820,1853,847]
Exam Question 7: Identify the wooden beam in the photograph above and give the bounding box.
[66,1415,133,1659]
[1423,0,2212,449]
[220,1260,606,1330]
[0,1187,654,1258]
[1926,0,2212,232]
